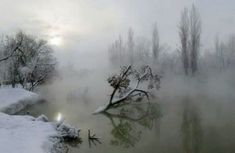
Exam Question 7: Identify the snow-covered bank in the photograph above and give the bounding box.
[0,87,80,153]
[0,113,57,153]
[0,113,80,153]
[0,87,39,114]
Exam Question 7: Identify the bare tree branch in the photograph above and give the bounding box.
[0,38,23,62]
[94,65,160,113]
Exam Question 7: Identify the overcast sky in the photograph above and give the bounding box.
[0,0,234,67]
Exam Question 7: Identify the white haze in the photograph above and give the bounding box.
[0,0,235,69]
[0,0,235,110]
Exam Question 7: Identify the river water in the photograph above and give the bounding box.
[17,91,235,153]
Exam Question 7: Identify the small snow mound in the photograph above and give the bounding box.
[0,87,40,114]
[36,114,49,122]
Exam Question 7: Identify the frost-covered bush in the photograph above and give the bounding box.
[55,121,80,141]
[0,31,56,90]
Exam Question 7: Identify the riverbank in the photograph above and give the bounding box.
[0,112,58,153]
[0,87,79,153]
[0,87,39,114]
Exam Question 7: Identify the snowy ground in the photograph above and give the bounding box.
[0,87,79,153]
[0,113,57,153]
[0,87,39,114]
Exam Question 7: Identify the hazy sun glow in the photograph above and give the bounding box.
[49,35,63,46]
[48,29,63,46]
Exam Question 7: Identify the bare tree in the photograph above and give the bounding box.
[108,35,125,67]
[227,35,235,67]
[0,33,24,87]
[189,5,201,75]
[178,5,201,76]
[127,28,135,65]
[179,8,190,75]
[215,36,226,71]
[152,23,160,63]
[135,38,151,65]
[0,31,56,90]
[0,41,22,63]
[94,65,161,113]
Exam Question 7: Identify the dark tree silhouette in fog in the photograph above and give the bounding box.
[152,23,160,63]
[189,5,201,75]
[179,5,201,76]
[179,8,190,75]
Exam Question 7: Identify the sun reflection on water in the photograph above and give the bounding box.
[56,112,63,122]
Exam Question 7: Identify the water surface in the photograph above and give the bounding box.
[18,94,235,153]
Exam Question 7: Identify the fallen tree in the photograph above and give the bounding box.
[94,65,161,113]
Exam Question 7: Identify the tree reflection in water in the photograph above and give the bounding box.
[101,103,161,148]
[181,98,203,153]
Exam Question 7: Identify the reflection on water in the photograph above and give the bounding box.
[102,103,161,148]
[57,112,63,122]
[181,98,203,153]
[17,95,235,153]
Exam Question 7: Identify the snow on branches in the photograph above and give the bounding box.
[94,65,161,113]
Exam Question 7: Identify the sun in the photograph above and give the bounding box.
[48,29,63,46]
[49,35,62,46]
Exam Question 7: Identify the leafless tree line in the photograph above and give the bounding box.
[0,31,56,90]
[108,4,203,76]
[108,24,163,69]
[109,4,235,76]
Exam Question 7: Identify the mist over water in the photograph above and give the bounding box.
[2,0,234,152]
[10,16,235,152]
[19,55,234,153]
[19,74,235,153]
